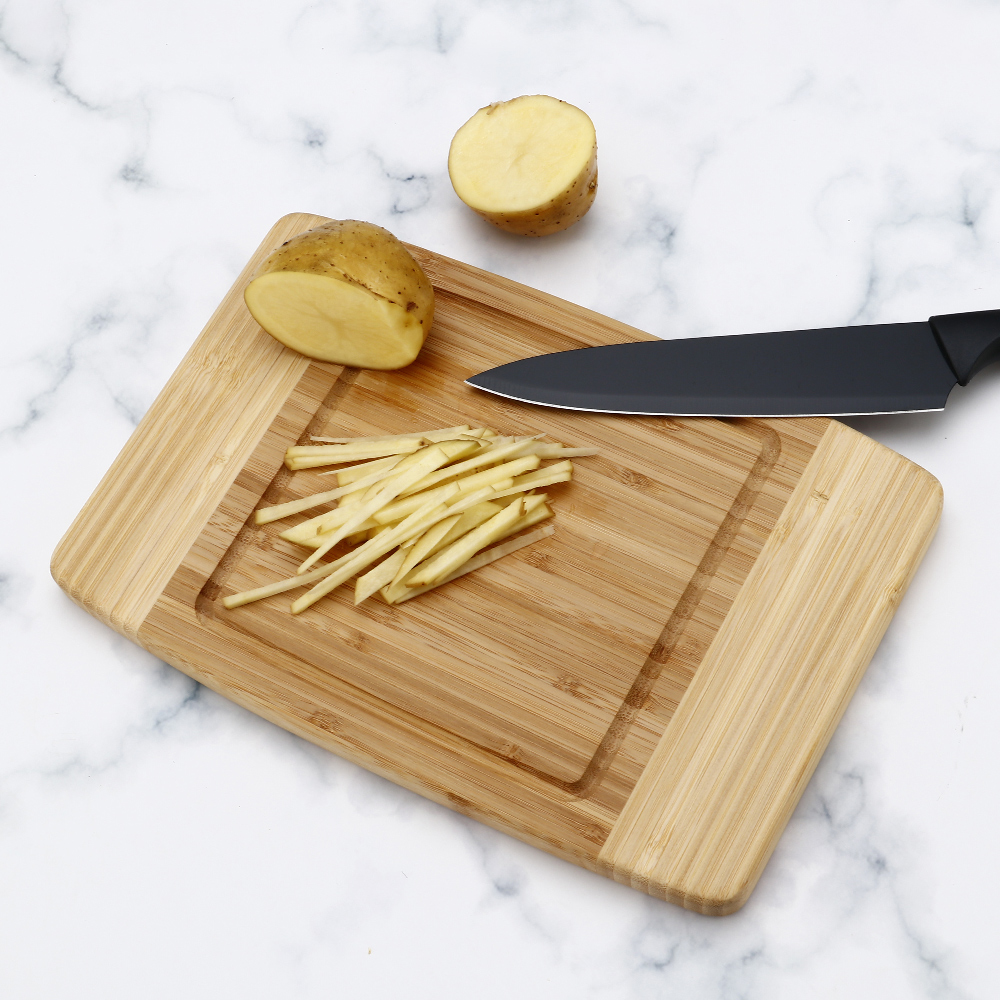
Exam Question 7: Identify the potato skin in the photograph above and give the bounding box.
[256,220,434,335]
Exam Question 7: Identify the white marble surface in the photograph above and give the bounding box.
[2,1,998,996]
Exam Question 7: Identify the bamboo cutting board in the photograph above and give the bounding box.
[51,214,942,914]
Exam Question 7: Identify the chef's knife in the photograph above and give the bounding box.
[465,309,1000,417]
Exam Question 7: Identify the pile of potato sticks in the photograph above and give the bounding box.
[222,424,597,614]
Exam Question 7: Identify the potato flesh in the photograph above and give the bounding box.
[245,270,425,369]
[449,95,597,235]
[244,219,434,369]
[222,424,593,614]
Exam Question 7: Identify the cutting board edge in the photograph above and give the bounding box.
[596,419,943,914]
[49,213,330,639]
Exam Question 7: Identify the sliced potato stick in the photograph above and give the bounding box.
[286,438,424,460]
[222,540,369,610]
[225,422,593,614]
[373,477,516,527]
[354,548,408,605]
[362,439,479,502]
[299,441,476,573]
[291,496,457,614]
[428,501,502,552]
[385,525,556,604]
[422,426,478,442]
[309,432,432,445]
[397,496,549,592]
[406,498,526,588]
[325,454,401,484]
[372,455,540,525]
[518,443,600,459]
[397,438,535,498]
[497,498,553,539]
[279,506,353,544]
[254,457,406,524]
[389,514,463,589]
[294,517,378,547]
[296,445,471,573]
[489,461,573,499]
[279,481,373,543]
[387,500,514,594]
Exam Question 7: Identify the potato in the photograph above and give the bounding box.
[244,220,434,369]
[448,95,597,236]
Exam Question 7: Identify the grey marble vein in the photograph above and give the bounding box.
[1,0,998,996]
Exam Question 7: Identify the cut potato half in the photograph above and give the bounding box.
[448,95,597,236]
[244,220,434,369]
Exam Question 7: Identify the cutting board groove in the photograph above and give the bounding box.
[51,214,942,914]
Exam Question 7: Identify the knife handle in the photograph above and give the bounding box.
[930,309,1000,386]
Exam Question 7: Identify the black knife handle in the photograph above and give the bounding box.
[929,309,1000,386]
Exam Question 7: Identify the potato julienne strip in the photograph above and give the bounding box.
[488,473,571,503]
[287,458,564,544]
[287,438,424,460]
[406,498,527,588]
[280,482,373,543]
[489,461,573,498]
[308,428,461,445]
[281,445,467,544]
[222,544,363,609]
[497,497,553,539]
[380,499,544,603]
[296,443,472,574]
[229,484,507,612]
[403,495,550,591]
[381,504,553,604]
[519,443,600,458]
[227,493,438,611]
[372,455,541,525]
[354,548,408,605]
[396,438,535,498]
[387,525,555,604]
[291,495,458,614]
[287,448,419,471]
[370,476,515,528]
[359,439,480,502]
[294,517,379,547]
[433,501,503,545]
[389,514,464,589]
[323,454,400,483]
[310,425,489,446]
[255,457,406,524]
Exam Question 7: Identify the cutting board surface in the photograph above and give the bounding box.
[51,214,942,914]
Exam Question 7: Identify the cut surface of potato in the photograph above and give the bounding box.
[448,95,597,236]
[244,220,434,369]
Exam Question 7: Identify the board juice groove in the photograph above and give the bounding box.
[51,214,942,912]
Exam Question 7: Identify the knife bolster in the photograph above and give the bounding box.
[930,309,1000,386]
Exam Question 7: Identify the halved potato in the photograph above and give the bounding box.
[244,220,434,369]
[448,95,597,236]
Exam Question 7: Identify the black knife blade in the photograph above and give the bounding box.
[465,310,1000,418]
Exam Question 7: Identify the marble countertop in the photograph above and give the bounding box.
[2,2,998,996]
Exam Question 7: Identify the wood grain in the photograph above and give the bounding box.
[598,421,942,913]
[50,214,942,911]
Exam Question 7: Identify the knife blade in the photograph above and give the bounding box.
[465,309,1000,418]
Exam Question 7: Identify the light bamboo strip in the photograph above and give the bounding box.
[597,420,942,914]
